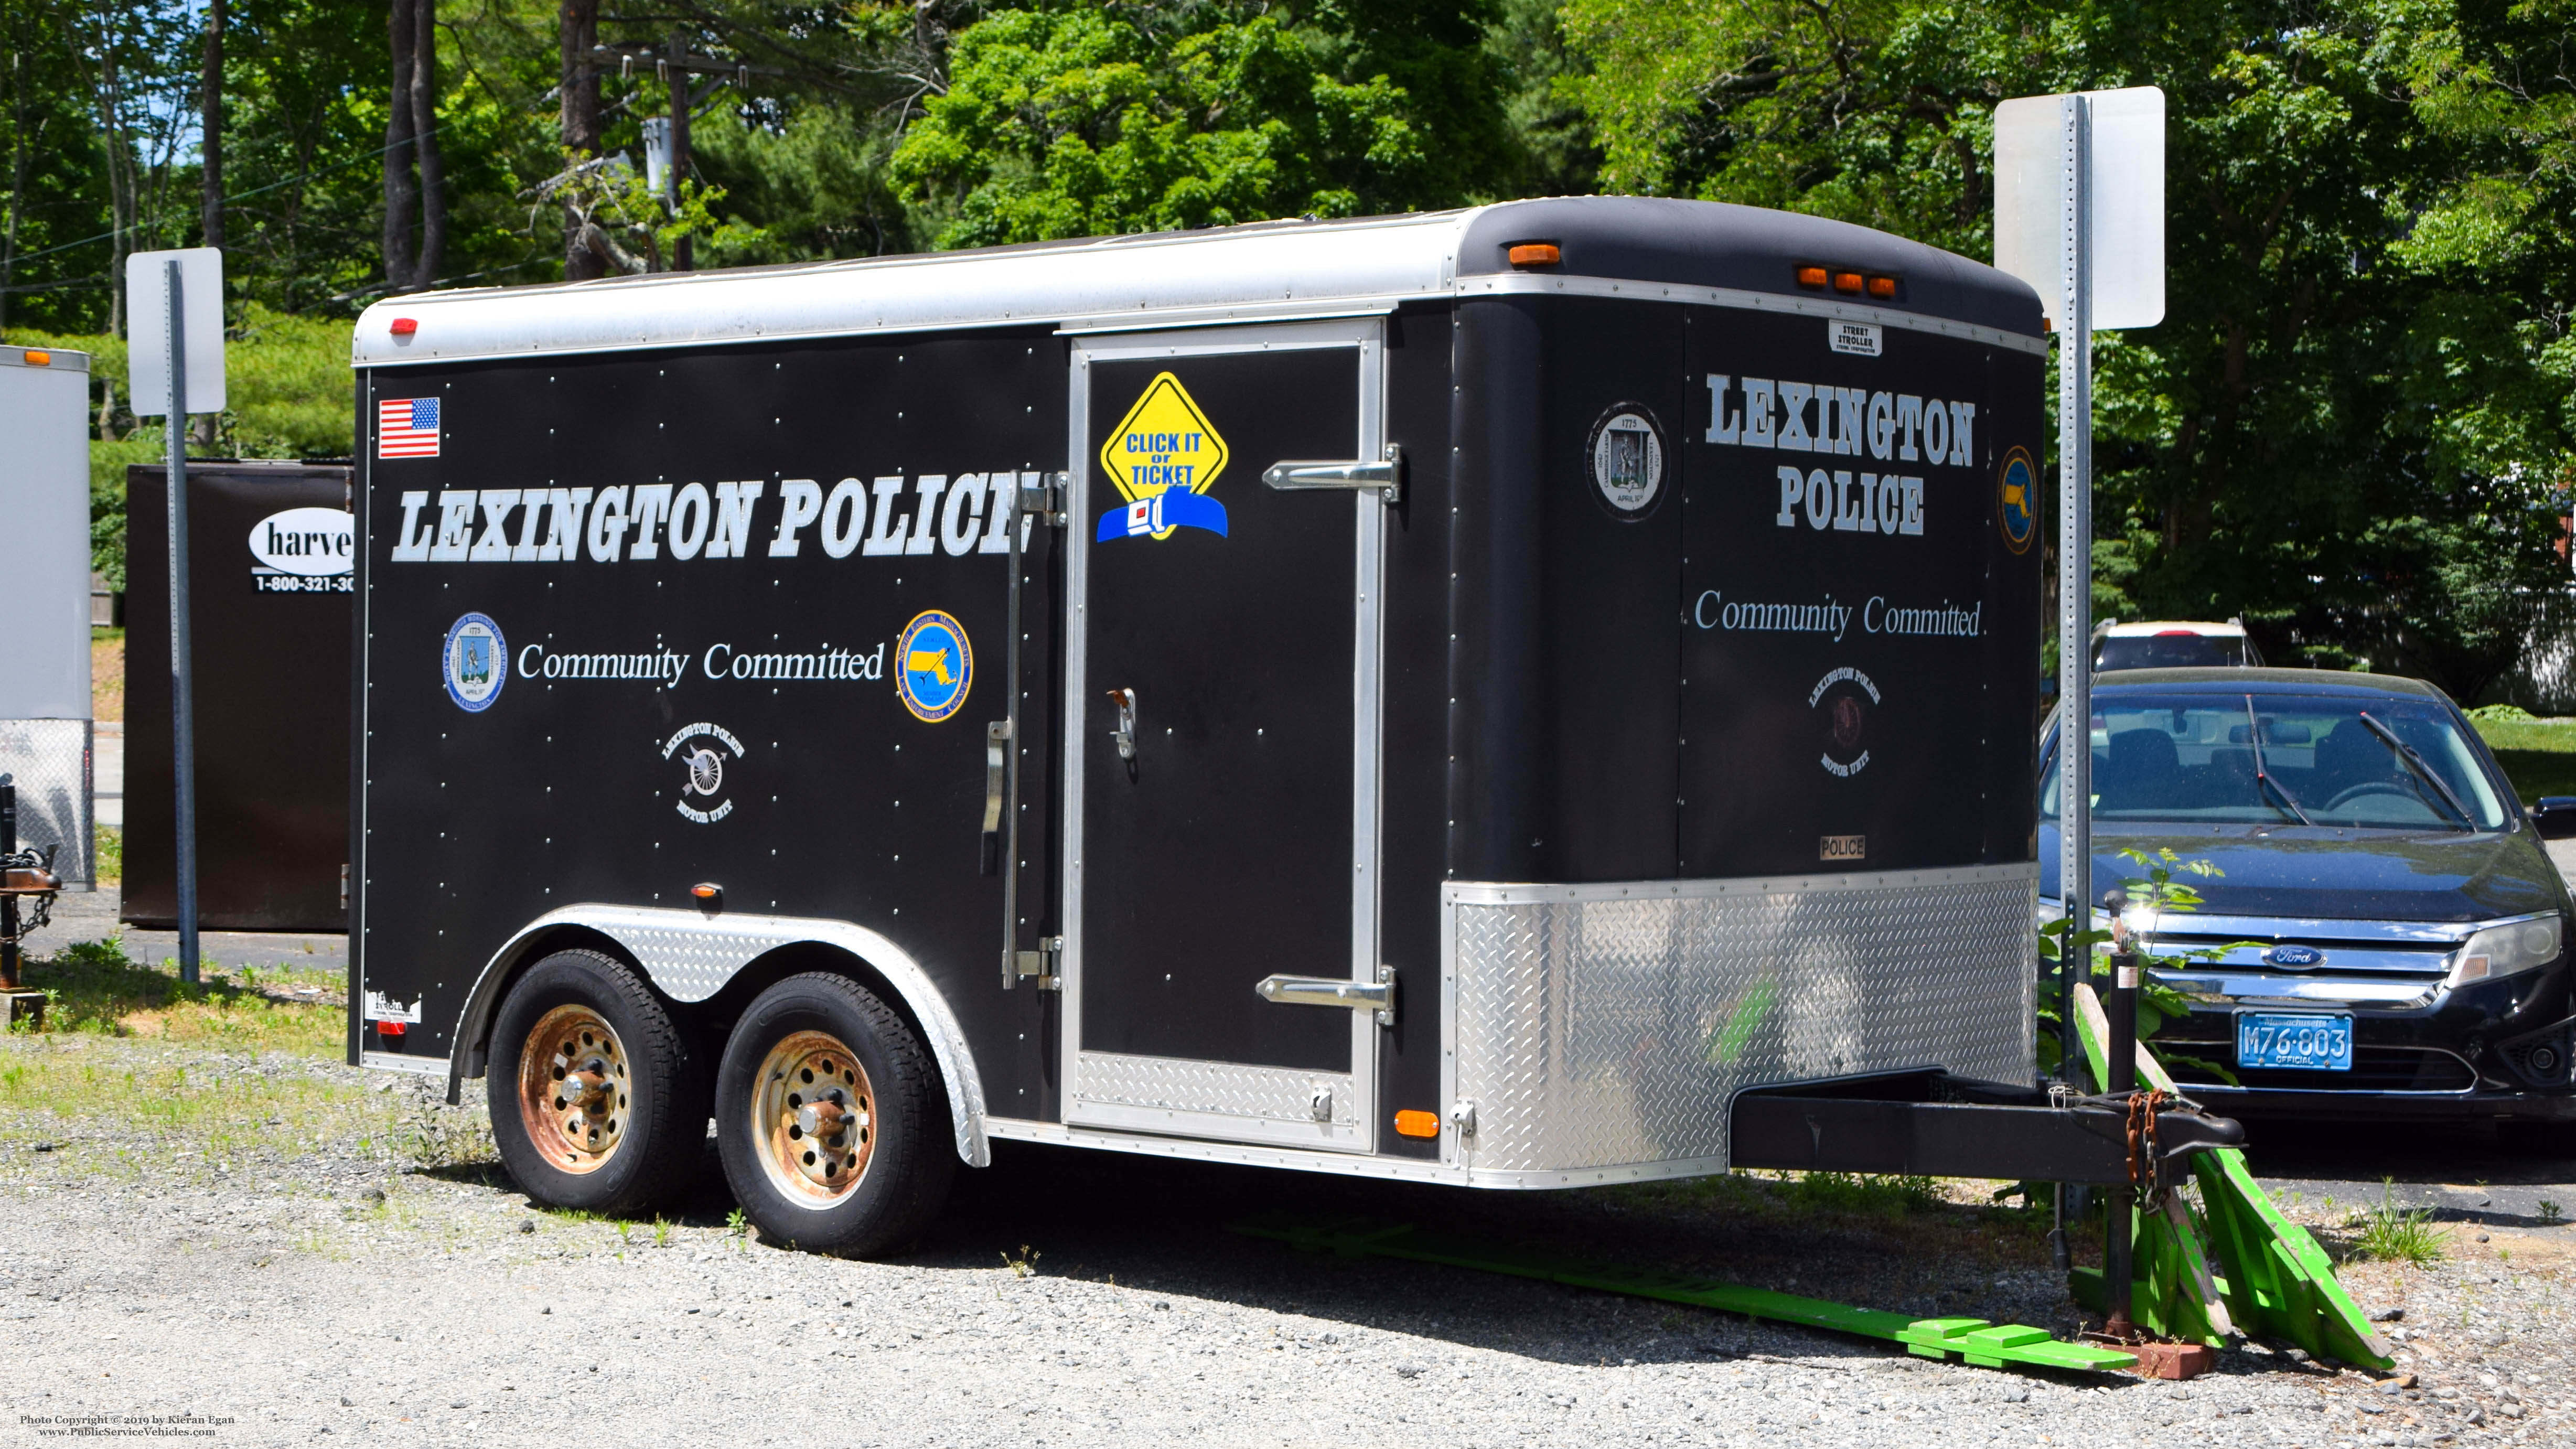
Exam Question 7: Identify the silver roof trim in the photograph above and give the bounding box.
[1457,272,2051,355]
[1054,296,1412,336]
[352,209,1469,368]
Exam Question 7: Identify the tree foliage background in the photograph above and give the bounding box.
[5,0,2572,701]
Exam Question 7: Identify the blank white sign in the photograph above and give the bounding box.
[125,248,228,416]
[1993,87,2164,331]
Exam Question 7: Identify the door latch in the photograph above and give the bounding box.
[1254,965,1396,1027]
[1107,688,1137,765]
[1260,444,1403,505]
[980,718,1012,875]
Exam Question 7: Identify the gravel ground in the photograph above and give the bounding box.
[3,1032,2572,1448]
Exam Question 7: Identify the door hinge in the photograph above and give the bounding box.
[1015,935,1063,991]
[1018,473,1068,528]
[1254,964,1394,1027]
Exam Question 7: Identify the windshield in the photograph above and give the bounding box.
[2095,634,2245,671]
[2041,693,2508,830]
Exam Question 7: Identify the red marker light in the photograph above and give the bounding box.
[374,1018,408,1038]
[390,317,419,337]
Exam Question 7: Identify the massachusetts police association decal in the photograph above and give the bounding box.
[1585,403,1666,519]
[442,613,506,712]
[1097,371,1231,542]
[895,610,973,723]
[1997,446,2037,554]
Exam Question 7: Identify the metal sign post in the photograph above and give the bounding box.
[126,248,226,986]
[1994,84,2164,1312]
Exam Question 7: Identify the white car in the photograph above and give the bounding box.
[2094,618,2263,672]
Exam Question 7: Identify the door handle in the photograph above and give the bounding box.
[1261,444,1403,504]
[1107,688,1137,766]
[980,718,1012,875]
[1255,967,1396,1027]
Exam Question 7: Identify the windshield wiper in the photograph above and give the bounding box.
[2244,695,2314,825]
[2358,710,2476,830]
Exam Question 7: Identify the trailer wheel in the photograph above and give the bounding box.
[487,949,707,1214]
[716,972,955,1254]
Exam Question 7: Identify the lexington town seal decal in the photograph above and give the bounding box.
[894,610,973,723]
[1997,446,2037,554]
[442,612,506,713]
[1585,402,1667,521]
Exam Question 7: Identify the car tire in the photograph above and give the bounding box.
[487,948,710,1214]
[715,972,956,1254]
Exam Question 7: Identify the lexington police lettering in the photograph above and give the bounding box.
[385,471,1040,564]
[1703,374,1976,538]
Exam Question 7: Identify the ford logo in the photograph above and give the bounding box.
[2263,944,2325,969]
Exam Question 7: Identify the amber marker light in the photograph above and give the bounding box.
[690,882,723,903]
[1832,271,1866,295]
[1507,242,1562,268]
[390,317,419,336]
[1866,275,1897,299]
[1393,1109,1442,1139]
[1795,265,1829,289]
[22,349,50,366]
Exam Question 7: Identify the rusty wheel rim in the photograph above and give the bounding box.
[516,1004,631,1175]
[752,1029,875,1208]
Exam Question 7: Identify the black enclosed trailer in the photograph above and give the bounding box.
[351,197,2096,1247]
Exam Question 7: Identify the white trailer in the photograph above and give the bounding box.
[0,344,96,887]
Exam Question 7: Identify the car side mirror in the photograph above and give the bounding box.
[2532,797,2576,840]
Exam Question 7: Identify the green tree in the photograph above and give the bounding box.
[891,3,1502,248]
[1559,0,2576,703]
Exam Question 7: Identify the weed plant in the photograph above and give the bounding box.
[2352,1179,2446,1266]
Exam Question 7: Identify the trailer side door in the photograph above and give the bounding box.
[1059,320,1386,1152]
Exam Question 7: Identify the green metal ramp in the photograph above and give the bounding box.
[1234,1217,2140,1374]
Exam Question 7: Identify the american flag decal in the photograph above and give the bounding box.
[377,396,441,458]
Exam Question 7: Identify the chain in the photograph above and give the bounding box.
[2122,1088,2171,1204]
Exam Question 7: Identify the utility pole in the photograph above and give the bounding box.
[200,0,223,252]
[666,28,691,272]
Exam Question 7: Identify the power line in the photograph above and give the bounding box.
[0,105,483,273]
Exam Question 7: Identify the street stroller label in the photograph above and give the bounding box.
[442,613,506,712]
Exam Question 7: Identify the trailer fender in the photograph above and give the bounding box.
[445,905,991,1167]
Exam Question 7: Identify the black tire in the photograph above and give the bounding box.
[716,972,956,1254]
[486,949,709,1214]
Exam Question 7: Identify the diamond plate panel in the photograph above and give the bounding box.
[1076,1051,1357,1127]
[1450,866,2036,1175]
[0,719,92,887]
[613,920,802,1001]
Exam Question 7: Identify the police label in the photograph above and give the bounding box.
[1097,372,1230,541]
[442,613,507,712]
